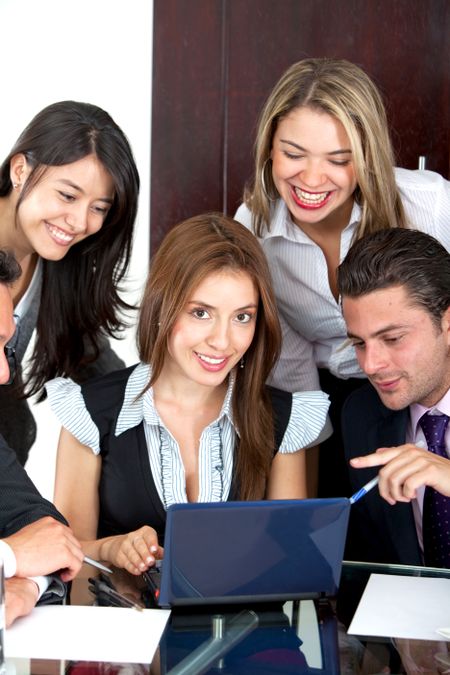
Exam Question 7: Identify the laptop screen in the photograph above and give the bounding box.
[158,498,350,607]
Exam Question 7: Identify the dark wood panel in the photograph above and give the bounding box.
[151,0,226,253]
[226,0,450,215]
[152,0,450,251]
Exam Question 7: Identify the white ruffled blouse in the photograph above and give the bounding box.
[46,363,330,508]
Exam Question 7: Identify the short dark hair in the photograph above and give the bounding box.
[0,250,21,285]
[337,228,450,325]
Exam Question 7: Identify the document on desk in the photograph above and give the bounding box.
[348,573,450,641]
[5,605,171,663]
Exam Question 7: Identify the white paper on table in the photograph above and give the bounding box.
[348,573,450,642]
[5,604,171,664]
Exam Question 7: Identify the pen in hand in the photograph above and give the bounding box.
[349,440,426,505]
[349,476,379,504]
[84,556,113,574]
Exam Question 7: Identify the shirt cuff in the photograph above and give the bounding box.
[0,542,50,600]
[29,575,50,600]
[0,540,17,577]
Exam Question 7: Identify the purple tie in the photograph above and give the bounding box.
[418,412,450,568]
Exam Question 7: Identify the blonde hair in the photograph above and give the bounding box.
[245,58,407,238]
[138,213,282,500]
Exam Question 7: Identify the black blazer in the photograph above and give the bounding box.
[342,383,422,566]
[0,433,65,537]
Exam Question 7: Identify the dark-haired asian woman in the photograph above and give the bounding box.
[0,100,140,464]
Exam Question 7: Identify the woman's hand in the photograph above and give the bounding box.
[100,526,164,575]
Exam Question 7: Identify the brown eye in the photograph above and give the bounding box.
[59,191,75,201]
[236,313,252,324]
[192,309,209,320]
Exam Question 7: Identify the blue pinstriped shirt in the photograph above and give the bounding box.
[46,363,330,509]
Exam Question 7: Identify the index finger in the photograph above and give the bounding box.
[350,446,403,469]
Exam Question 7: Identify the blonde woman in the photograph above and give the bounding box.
[235,57,450,497]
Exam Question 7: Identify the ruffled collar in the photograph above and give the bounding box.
[115,362,237,436]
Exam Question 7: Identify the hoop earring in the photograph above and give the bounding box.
[260,158,275,201]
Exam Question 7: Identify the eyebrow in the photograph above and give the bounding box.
[347,324,408,340]
[56,179,114,204]
[187,300,258,311]
[279,139,352,155]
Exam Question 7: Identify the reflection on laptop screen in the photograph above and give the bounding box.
[157,498,350,607]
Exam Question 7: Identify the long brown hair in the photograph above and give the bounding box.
[245,58,407,238]
[138,213,282,500]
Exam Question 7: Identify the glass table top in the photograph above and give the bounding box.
[5,560,450,674]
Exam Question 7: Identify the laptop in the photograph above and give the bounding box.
[149,498,350,608]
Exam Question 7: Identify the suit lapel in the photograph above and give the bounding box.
[368,406,422,565]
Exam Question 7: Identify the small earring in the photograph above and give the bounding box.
[240,357,245,369]
[13,182,20,189]
[260,158,275,201]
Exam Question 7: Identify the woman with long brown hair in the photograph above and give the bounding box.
[46,213,329,574]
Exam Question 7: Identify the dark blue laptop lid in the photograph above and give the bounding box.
[158,498,350,608]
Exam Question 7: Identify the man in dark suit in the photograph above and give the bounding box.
[0,250,83,625]
[337,229,450,567]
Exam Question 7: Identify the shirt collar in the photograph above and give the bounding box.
[264,198,360,244]
[115,362,237,436]
[14,257,42,320]
[410,388,450,435]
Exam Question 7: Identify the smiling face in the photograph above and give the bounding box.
[164,269,259,390]
[11,154,115,261]
[270,106,357,234]
[343,285,450,410]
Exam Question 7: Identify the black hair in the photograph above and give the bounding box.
[338,228,450,326]
[0,250,21,285]
[0,101,140,394]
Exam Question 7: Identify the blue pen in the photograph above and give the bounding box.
[349,440,426,505]
[349,476,379,504]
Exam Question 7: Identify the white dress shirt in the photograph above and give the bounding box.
[235,168,450,392]
[0,540,49,597]
[0,540,17,577]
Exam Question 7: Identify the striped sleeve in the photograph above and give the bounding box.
[45,378,100,454]
[279,391,330,453]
